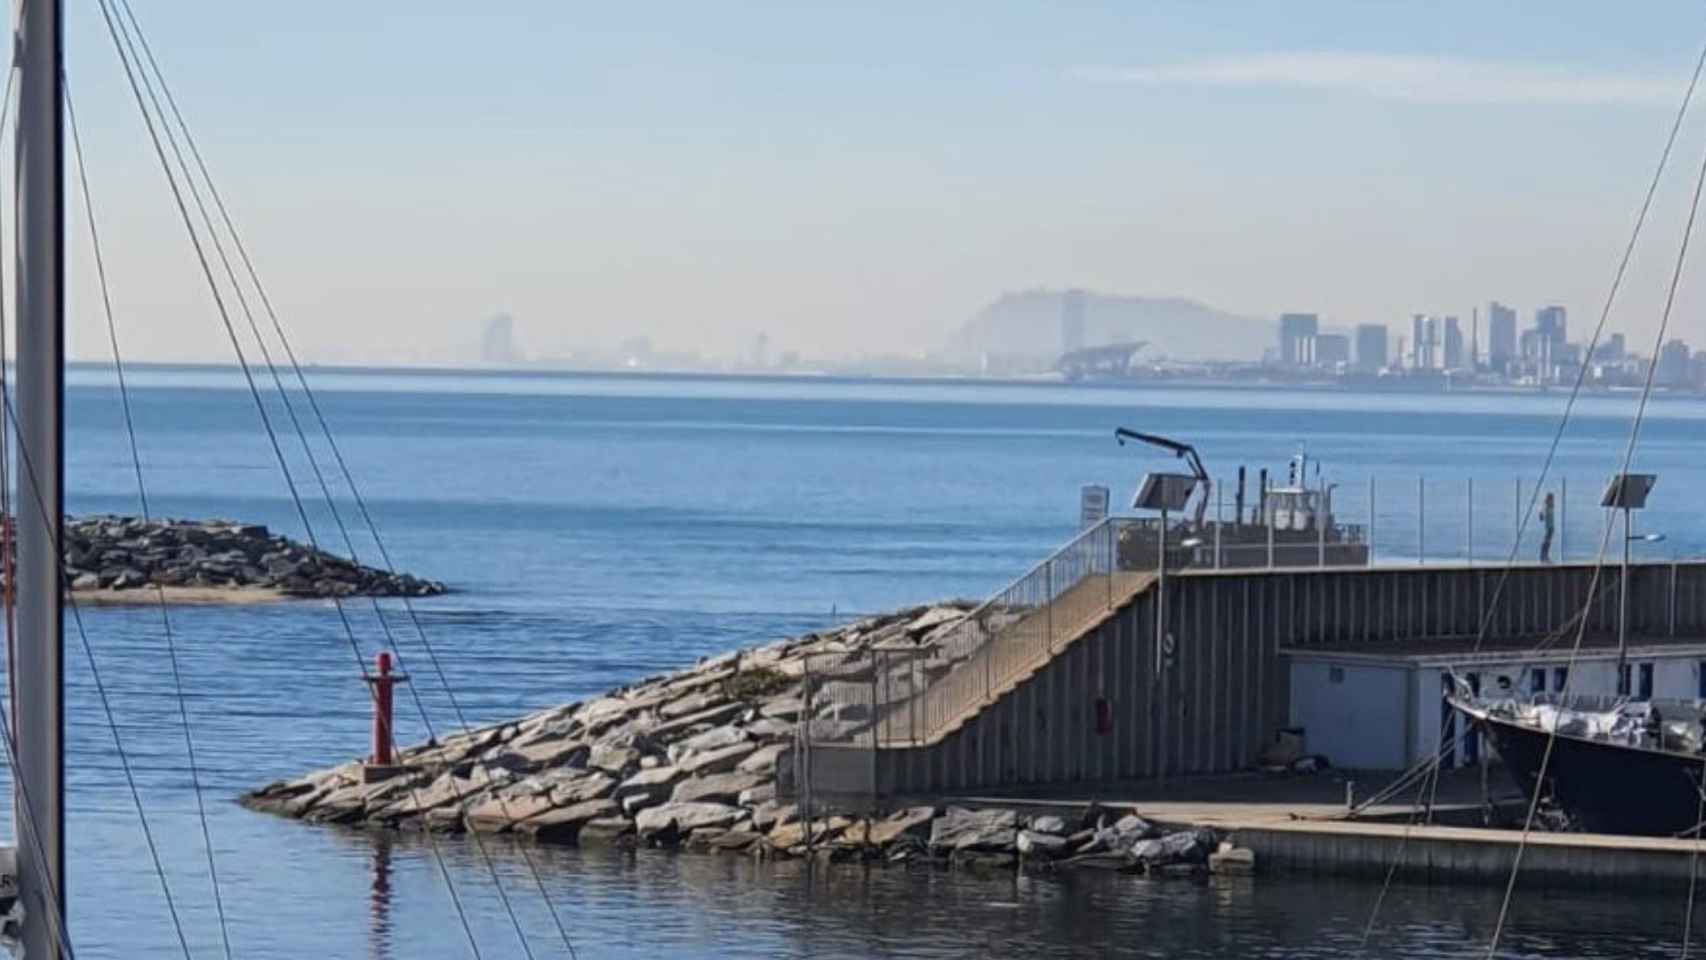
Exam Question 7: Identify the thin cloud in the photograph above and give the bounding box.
[1071,52,1680,106]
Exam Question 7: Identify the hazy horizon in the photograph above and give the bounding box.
[44,1,1706,366]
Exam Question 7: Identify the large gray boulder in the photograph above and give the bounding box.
[929,807,1017,853]
[677,740,760,777]
[1130,829,1217,868]
[670,771,765,805]
[634,802,743,840]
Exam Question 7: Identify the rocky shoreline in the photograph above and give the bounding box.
[61,515,446,600]
[242,604,1252,877]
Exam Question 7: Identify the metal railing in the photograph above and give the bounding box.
[801,471,1698,758]
[805,517,1143,750]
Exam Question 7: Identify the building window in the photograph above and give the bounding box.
[1698,662,1706,700]
[1530,668,1546,695]
[1328,666,1345,684]
[1618,664,1632,696]
[1639,662,1654,700]
[1554,666,1569,693]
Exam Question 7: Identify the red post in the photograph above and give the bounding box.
[370,651,397,766]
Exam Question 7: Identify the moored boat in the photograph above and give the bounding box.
[1451,692,1706,836]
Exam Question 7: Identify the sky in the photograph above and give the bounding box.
[45,1,1706,364]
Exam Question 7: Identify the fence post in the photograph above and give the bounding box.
[1514,477,1522,560]
[1046,558,1055,654]
[1107,520,1115,609]
[1466,477,1474,566]
[1418,475,1426,565]
[1560,476,1568,562]
[1213,478,1223,570]
[1266,502,1275,569]
[1317,480,1326,568]
[1369,475,1376,564]
[909,654,919,744]
[1672,561,1680,637]
[984,621,993,702]
[871,652,881,748]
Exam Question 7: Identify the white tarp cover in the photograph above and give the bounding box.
[1481,696,1706,753]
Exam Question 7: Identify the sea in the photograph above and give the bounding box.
[8,366,1706,959]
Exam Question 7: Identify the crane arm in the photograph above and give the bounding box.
[1113,428,1208,482]
[1115,427,1212,528]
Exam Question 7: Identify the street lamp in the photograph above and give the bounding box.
[1131,471,1197,787]
[1601,472,1657,695]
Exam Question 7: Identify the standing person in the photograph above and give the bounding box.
[1538,492,1556,564]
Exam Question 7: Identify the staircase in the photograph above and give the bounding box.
[806,518,1158,751]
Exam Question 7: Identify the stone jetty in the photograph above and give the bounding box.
[61,515,445,599]
[243,603,1244,876]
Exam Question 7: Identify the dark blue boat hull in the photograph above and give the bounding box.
[1463,704,1706,837]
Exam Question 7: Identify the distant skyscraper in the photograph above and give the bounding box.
[1593,333,1626,363]
[481,313,517,365]
[1354,324,1388,371]
[1532,305,1567,382]
[1442,316,1464,370]
[1278,313,1320,366]
[1061,290,1087,354]
[1411,314,1441,369]
[1658,339,1692,387]
[1488,302,1517,370]
[1314,334,1350,368]
[1534,305,1567,345]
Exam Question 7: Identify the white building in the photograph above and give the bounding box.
[1285,637,1706,770]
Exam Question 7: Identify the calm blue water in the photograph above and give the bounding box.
[8,368,1706,958]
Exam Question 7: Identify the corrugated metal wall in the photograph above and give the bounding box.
[871,561,1706,798]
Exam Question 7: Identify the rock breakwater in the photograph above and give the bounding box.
[62,515,445,599]
[243,603,1244,876]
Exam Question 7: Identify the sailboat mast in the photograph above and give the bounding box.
[13,0,66,954]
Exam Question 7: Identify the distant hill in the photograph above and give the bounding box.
[947,289,1271,363]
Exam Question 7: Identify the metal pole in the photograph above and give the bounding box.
[1672,560,1680,639]
[1368,475,1376,563]
[1418,475,1425,565]
[1514,477,1522,559]
[1045,558,1054,654]
[1317,475,1326,568]
[1466,477,1474,565]
[1265,484,1274,568]
[1560,476,1568,562]
[1214,479,1223,569]
[1105,519,1113,609]
[1156,506,1168,787]
[1619,506,1630,693]
[15,0,66,954]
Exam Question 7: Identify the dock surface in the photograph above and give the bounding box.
[942,769,1706,890]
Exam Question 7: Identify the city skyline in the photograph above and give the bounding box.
[45,2,1706,366]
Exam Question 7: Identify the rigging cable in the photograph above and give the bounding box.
[1354,29,1706,953]
[97,4,563,956]
[1684,758,1706,958]
[63,70,234,960]
[0,337,196,960]
[109,3,585,954]
[1485,51,1706,957]
[86,0,494,955]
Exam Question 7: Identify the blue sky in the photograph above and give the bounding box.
[53,1,1706,363]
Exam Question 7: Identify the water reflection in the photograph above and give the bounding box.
[322,826,1693,959]
[369,833,392,960]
